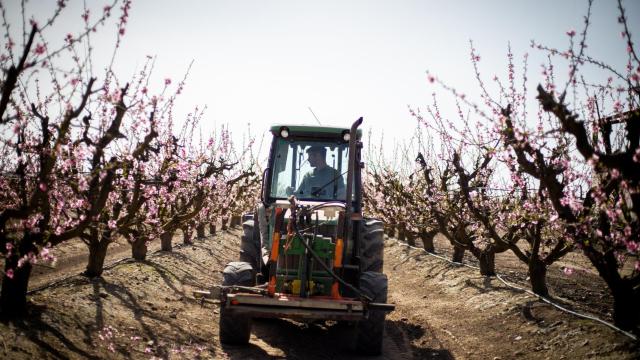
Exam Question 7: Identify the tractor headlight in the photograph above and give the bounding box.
[342,131,350,142]
[280,127,289,138]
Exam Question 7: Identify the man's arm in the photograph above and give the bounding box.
[295,173,311,196]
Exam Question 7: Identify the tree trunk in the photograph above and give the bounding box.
[221,216,229,231]
[160,231,173,252]
[230,215,242,228]
[528,257,549,297]
[209,224,216,236]
[452,246,465,262]
[131,237,148,261]
[85,239,110,278]
[384,225,395,238]
[398,225,406,241]
[407,233,416,247]
[583,247,640,332]
[182,226,193,245]
[478,249,496,276]
[196,224,206,239]
[610,280,640,333]
[0,258,32,317]
[420,229,437,253]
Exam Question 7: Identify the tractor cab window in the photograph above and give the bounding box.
[270,139,349,202]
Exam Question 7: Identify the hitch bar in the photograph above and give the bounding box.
[193,286,396,313]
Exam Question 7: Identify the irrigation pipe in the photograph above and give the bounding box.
[393,239,638,341]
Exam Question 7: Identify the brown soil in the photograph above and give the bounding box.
[0,230,638,359]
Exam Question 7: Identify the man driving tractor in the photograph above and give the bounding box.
[289,145,346,199]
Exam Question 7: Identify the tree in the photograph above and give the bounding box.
[422,0,639,331]
[0,0,136,314]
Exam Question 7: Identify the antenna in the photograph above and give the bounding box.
[308,107,322,125]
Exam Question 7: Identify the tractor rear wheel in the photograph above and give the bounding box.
[219,262,254,344]
[240,218,261,272]
[354,271,388,355]
[360,218,384,272]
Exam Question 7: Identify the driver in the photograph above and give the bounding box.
[293,146,345,199]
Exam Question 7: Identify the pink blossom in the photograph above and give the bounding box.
[40,246,52,260]
[39,183,48,192]
[28,252,37,265]
[624,226,632,237]
[6,243,13,252]
[164,78,171,85]
[613,100,622,113]
[144,347,152,354]
[108,220,117,229]
[6,269,14,279]
[34,43,46,55]
[566,30,576,37]
[610,168,620,179]
[563,267,574,276]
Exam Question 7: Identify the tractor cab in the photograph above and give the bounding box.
[264,124,362,205]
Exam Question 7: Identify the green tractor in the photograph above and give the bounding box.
[217,118,394,355]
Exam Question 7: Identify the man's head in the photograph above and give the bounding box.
[306,146,327,168]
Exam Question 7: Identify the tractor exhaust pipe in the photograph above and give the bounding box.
[343,117,363,256]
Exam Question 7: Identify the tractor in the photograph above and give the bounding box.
[216,118,394,355]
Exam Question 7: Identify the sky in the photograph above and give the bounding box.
[5,0,640,159]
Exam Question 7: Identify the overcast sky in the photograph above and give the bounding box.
[6,0,640,158]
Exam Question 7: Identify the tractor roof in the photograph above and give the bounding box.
[270,124,362,139]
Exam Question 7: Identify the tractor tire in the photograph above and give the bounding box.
[360,218,384,273]
[355,271,388,355]
[219,262,254,344]
[239,219,261,272]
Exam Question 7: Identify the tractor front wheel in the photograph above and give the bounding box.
[219,262,254,344]
[360,218,384,272]
[240,218,261,273]
[354,271,388,355]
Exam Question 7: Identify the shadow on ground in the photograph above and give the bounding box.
[219,317,454,360]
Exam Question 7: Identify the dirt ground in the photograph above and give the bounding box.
[0,228,638,359]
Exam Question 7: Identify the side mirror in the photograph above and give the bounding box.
[261,168,270,205]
